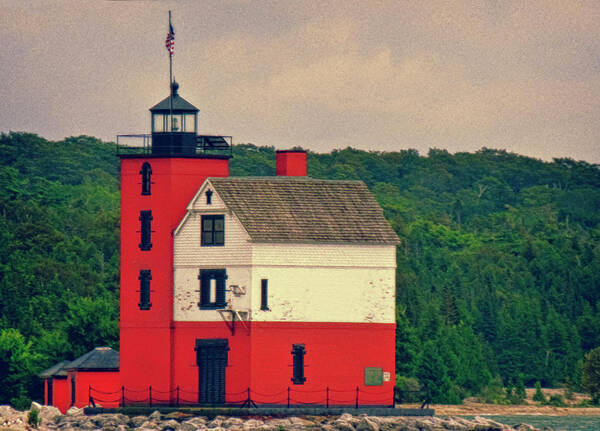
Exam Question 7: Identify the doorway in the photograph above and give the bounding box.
[195,339,229,404]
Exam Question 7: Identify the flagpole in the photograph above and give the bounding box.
[169,10,173,134]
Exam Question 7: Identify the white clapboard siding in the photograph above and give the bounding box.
[250,265,396,324]
[174,212,251,267]
[252,243,396,268]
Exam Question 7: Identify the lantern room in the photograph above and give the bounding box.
[149,80,198,154]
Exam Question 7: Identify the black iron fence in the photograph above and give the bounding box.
[89,385,393,408]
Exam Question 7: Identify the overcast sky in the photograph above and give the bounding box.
[1,1,599,162]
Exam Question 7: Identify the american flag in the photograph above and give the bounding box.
[165,22,175,56]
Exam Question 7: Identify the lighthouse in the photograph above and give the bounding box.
[40,14,399,409]
[118,80,232,399]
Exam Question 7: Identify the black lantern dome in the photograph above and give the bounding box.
[149,81,199,154]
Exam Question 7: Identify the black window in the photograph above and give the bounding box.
[201,215,224,246]
[198,269,227,309]
[291,344,306,385]
[138,270,152,310]
[260,279,269,311]
[139,210,153,250]
[205,189,213,205]
[140,162,152,195]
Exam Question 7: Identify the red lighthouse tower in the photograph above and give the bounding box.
[118,81,232,398]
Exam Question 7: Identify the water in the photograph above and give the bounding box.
[461,415,600,431]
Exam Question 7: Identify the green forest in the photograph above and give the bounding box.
[1,132,599,408]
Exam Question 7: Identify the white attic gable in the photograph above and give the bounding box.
[187,179,227,211]
[173,178,249,239]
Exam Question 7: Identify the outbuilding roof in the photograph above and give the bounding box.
[64,346,119,371]
[207,177,400,244]
[38,360,70,379]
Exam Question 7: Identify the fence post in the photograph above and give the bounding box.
[149,386,152,407]
[326,387,329,408]
[355,386,359,409]
[287,387,290,408]
[121,385,125,407]
[177,386,180,407]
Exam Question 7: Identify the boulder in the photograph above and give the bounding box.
[179,422,201,431]
[223,417,245,428]
[290,417,317,426]
[130,415,150,427]
[161,419,181,431]
[66,406,83,416]
[332,418,355,431]
[183,417,207,427]
[38,405,62,422]
[266,419,292,428]
[355,417,379,431]
[0,405,18,417]
[207,418,223,429]
[149,411,162,421]
[140,420,161,430]
[242,419,264,430]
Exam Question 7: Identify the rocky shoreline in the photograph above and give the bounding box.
[0,404,555,431]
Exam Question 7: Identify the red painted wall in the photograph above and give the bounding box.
[169,321,395,406]
[119,156,229,394]
[276,151,307,176]
[249,322,395,406]
[68,370,120,409]
[51,378,69,414]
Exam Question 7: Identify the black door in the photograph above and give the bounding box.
[48,380,53,406]
[195,339,229,404]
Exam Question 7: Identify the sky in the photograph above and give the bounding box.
[1,0,599,163]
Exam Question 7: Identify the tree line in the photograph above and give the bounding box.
[0,133,599,407]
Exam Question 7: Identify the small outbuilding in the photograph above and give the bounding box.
[38,360,70,414]
[40,347,119,413]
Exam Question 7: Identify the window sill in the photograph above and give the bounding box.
[138,304,152,310]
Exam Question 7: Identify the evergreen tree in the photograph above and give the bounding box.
[416,341,453,404]
[582,347,600,404]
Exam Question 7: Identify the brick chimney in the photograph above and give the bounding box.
[276,150,307,176]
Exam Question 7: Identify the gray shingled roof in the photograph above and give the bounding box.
[208,177,399,244]
[64,347,119,371]
[149,94,198,112]
[38,360,70,379]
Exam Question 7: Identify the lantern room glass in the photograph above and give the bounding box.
[152,113,197,133]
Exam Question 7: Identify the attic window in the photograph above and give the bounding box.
[205,189,213,205]
[201,215,224,246]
